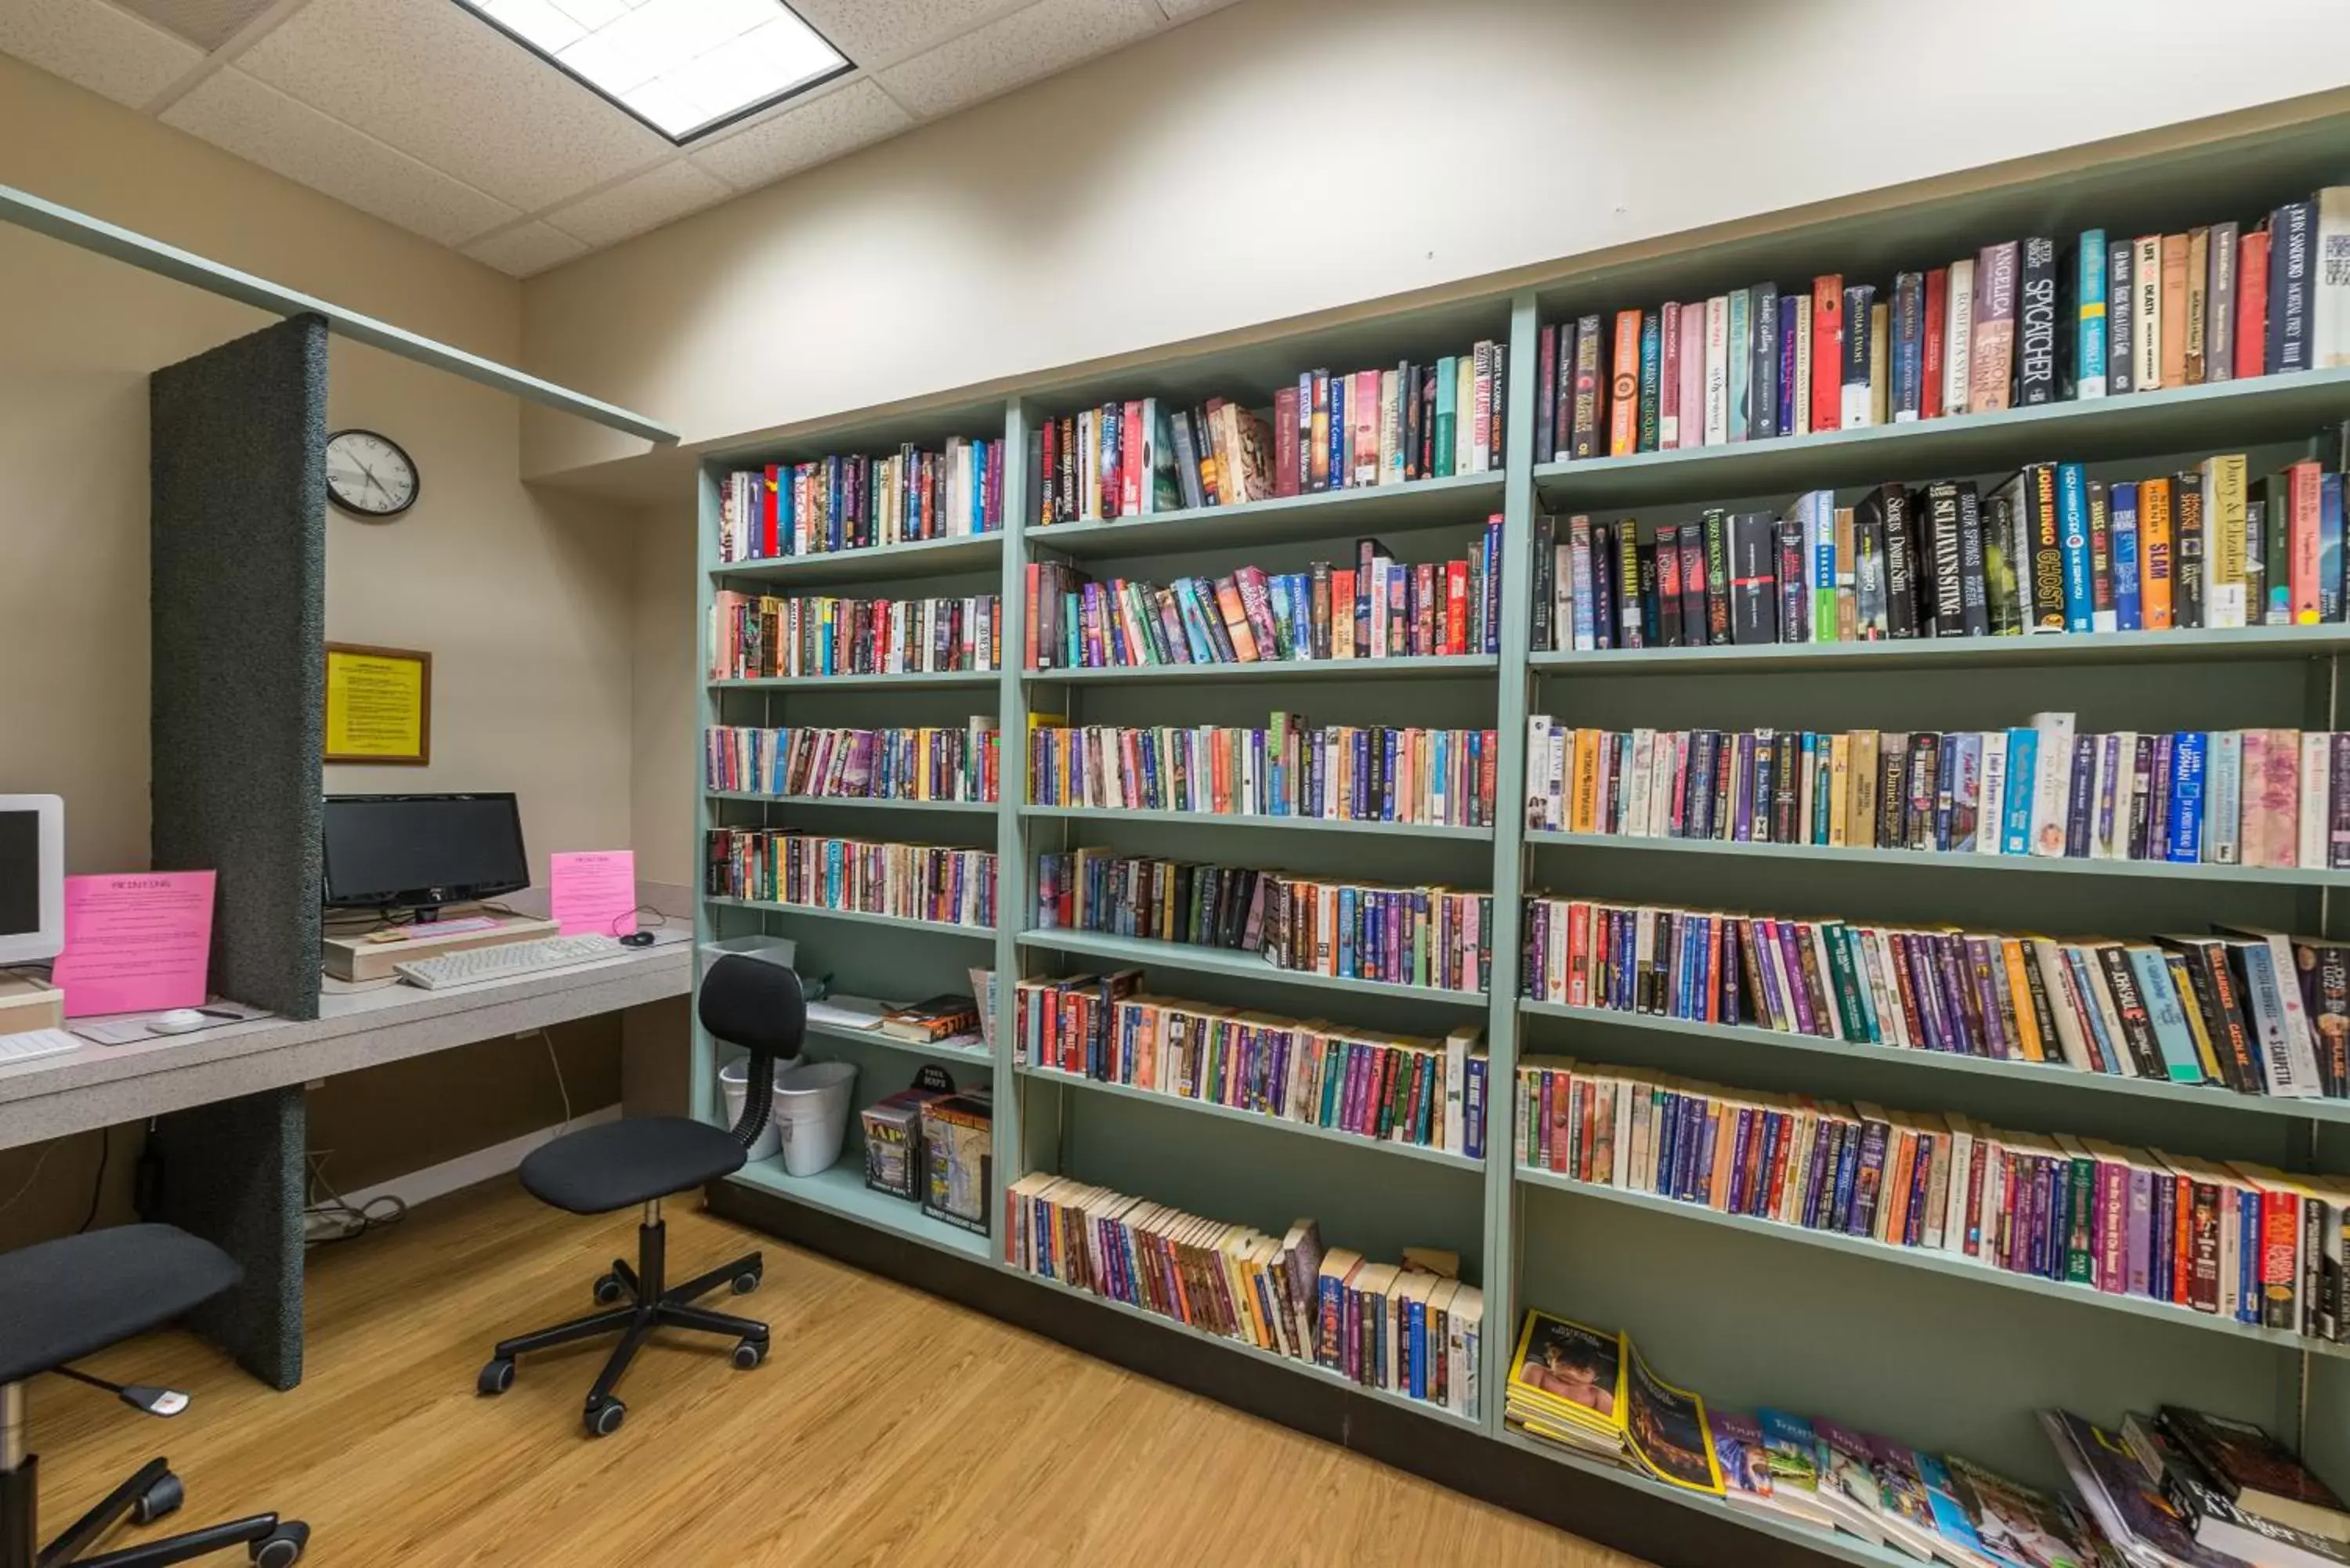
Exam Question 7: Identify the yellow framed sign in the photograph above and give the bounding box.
[324,643,432,765]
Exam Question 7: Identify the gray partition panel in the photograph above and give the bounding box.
[150,313,327,1021]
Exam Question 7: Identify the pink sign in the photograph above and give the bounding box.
[52,872,215,1017]
[549,851,638,937]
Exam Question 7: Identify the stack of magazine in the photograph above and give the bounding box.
[1503,1311,1724,1496]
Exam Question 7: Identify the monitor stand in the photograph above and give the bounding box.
[0,973,64,1035]
[320,906,560,982]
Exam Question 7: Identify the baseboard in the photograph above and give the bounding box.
[336,1105,621,1214]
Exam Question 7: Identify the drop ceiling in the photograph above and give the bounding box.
[0,0,1237,276]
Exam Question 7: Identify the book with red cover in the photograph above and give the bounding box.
[1273,386,1301,499]
[1921,268,1948,418]
[2237,229,2272,378]
[1609,311,1641,457]
[1809,276,1843,435]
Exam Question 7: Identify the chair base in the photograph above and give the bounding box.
[2,1449,308,1568]
[478,1208,768,1437]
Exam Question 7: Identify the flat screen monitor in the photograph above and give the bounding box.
[0,796,63,964]
[320,793,529,917]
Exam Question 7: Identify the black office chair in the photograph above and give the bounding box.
[1,1224,310,1567]
[476,954,801,1436]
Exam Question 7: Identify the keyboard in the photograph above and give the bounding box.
[0,1028,81,1066]
[393,935,627,990]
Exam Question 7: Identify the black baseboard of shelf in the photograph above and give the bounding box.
[704,1177,1838,1568]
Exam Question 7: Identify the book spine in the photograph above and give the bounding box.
[1945,259,1975,414]
[2017,237,2060,406]
[1969,242,2020,412]
[1609,311,1641,457]
[1840,284,1875,429]
[2272,200,2316,374]
[1750,285,1779,440]
[1810,276,1843,434]
[2075,231,2108,398]
[1892,271,1925,421]
[2237,229,2271,378]
[1571,320,1602,459]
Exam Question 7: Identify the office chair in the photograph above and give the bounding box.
[477,954,801,1436]
[1,1224,311,1567]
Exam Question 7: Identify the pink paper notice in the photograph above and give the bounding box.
[52,872,216,1017]
[550,851,638,937]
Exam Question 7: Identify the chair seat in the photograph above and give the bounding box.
[519,1117,747,1215]
[0,1224,240,1385]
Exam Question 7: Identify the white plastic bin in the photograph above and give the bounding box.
[698,934,796,980]
[718,1056,803,1162]
[772,1061,858,1177]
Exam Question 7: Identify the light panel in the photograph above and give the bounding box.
[455,0,849,143]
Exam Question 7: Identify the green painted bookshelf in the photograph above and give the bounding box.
[690,139,2350,1563]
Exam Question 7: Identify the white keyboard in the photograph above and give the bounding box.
[0,1028,81,1065]
[393,935,626,989]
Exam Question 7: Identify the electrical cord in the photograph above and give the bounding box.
[302,1149,406,1246]
[76,1126,109,1234]
[526,1028,573,1134]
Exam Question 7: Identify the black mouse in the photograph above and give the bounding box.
[619,931,656,948]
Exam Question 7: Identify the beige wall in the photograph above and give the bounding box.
[519,0,2350,479]
[0,55,639,1245]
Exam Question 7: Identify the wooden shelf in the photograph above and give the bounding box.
[729,1158,989,1260]
[802,1015,992,1065]
[703,895,995,940]
[1517,999,2350,1125]
[1016,927,1489,1009]
[1018,1064,1484,1172]
[708,669,1001,692]
[1022,804,1493,841]
[1531,363,2350,511]
[1525,829,2350,887]
[1528,625,2350,677]
[706,789,998,815]
[1027,470,1505,559]
[1025,654,1497,685]
[1514,1163,2350,1358]
[1014,1266,1484,1430]
[708,532,1002,587]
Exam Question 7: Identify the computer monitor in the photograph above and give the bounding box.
[320,793,529,921]
[0,795,65,964]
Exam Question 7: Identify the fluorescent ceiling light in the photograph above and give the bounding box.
[456,0,849,143]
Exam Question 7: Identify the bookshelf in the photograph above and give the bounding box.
[692,125,2350,1563]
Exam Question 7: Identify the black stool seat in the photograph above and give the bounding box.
[519,1117,748,1215]
[0,1224,239,1386]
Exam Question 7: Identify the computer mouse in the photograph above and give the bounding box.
[147,1010,208,1035]
[619,931,656,948]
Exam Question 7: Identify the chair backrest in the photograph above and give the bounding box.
[700,956,806,1151]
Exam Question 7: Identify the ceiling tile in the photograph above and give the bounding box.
[783,0,1027,69]
[690,78,910,192]
[237,0,673,211]
[543,158,730,247]
[0,0,204,110]
[163,68,520,247]
[113,0,279,50]
[874,0,1162,121]
[463,220,588,276]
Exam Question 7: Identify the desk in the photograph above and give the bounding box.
[0,938,692,1388]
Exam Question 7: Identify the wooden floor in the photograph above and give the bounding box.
[34,1184,1648,1567]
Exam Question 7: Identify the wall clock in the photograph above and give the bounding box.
[324,429,419,519]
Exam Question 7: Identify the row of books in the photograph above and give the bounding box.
[1508,1307,2111,1566]
[1029,345,1508,526]
[714,438,1005,563]
[1515,1053,2350,1339]
[1525,717,2350,869]
[1540,192,2350,464]
[1023,523,1503,670]
[1033,848,1494,995]
[707,590,1003,680]
[1026,715,1501,828]
[1535,453,2343,655]
[703,721,1000,804]
[701,829,998,930]
[1003,1176,1484,1418]
[1014,970,1491,1156]
[1520,894,2346,1100]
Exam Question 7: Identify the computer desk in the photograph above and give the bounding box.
[0,932,692,1389]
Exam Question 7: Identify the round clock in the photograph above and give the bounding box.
[324,429,419,518]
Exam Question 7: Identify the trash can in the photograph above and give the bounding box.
[772,1060,858,1176]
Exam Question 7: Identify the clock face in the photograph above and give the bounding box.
[324,429,419,518]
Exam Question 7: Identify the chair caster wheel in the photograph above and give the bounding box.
[250,1521,309,1566]
[585,1398,626,1437]
[593,1272,626,1304]
[731,1270,761,1295]
[132,1471,183,1526]
[477,1357,516,1396]
[732,1337,767,1370]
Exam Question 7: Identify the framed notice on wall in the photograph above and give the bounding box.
[324,643,432,764]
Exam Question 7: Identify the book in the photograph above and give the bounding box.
[2319,188,2350,368]
[1970,242,2020,412]
[878,993,983,1043]
[2158,1405,2350,1541]
[2016,237,2060,406]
